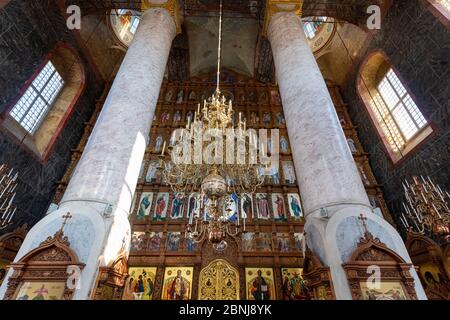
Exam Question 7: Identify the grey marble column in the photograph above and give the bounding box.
[267,12,426,300]
[0,8,177,300]
[63,8,176,213]
[268,11,370,217]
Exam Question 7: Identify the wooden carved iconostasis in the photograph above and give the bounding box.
[405,233,450,300]
[342,224,418,300]
[302,249,335,300]
[0,224,27,287]
[51,70,396,300]
[91,255,128,300]
[2,224,85,300]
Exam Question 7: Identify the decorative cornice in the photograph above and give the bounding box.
[263,0,304,36]
[142,0,182,34]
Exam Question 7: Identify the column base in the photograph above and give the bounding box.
[0,201,131,300]
[305,205,427,300]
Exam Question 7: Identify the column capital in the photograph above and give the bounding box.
[142,0,182,34]
[263,0,304,36]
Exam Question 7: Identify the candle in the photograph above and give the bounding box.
[400,215,407,229]
[161,141,166,156]
[421,192,428,204]
[7,207,16,223]
[198,104,200,114]
[432,203,442,219]
[413,219,420,232]
[402,213,409,228]
[405,179,410,188]
[0,179,12,199]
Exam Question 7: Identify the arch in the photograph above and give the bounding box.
[342,233,418,300]
[1,42,86,163]
[0,224,27,263]
[302,249,335,300]
[405,233,450,300]
[91,254,128,300]
[2,229,85,300]
[357,49,434,164]
[421,0,450,28]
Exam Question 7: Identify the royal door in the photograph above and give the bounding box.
[198,259,240,300]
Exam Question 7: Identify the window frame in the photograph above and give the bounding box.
[422,0,450,29]
[357,50,436,166]
[9,60,65,135]
[0,43,86,164]
[375,69,428,143]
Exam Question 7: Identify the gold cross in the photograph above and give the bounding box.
[358,213,369,236]
[59,212,72,234]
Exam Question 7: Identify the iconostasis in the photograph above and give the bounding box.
[125,71,395,300]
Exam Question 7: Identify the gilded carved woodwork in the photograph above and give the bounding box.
[141,0,182,34]
[263,0,304,35]
[198,259,240,300]
[0,224,27,263]
[405,233,450,300]
[302,249,335,300]
[91,255,128,300]
[3,225,85,300]
[342,231,418,300]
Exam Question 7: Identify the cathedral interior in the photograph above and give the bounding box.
[0,0,449,301]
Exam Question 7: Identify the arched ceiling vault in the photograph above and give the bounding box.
[64,0,390,83]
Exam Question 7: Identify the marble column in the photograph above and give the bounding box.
[0,7,177,300]
[267,11,426,299]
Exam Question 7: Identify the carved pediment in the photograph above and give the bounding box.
[28,246,72,263]
[355,247,397,262]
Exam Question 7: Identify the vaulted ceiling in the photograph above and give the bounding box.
[65,0,389,83]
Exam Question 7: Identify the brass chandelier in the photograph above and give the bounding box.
[159,0,265,250]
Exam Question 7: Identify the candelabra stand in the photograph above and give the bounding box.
[400,176,450,243]
[0,164,18,230]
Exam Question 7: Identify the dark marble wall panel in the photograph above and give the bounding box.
[342,0,450,236]
[0,0,104,234]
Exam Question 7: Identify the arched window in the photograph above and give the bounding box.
[358,51,433,163]
[9,61,65,134]
[432,0,450,13]
[425,0,450,23]
[1,44,85,162]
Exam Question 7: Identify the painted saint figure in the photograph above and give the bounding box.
[241,194,253,219]
[176,90,184,104]
[288,194,303,218]
[256,194,270,219]
[280,136,289,153]
[153,193,168,221]
[273,194,286,221]
[137,193,153,220]
[251,270,271,300]
[154,135,163,152]
[167,270,188,300]
[171,193,185,219]
[32,284,49,300]
[347,138,357,154]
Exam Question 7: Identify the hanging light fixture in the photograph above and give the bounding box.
[0,164,18,230]
[159,0,265,251]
